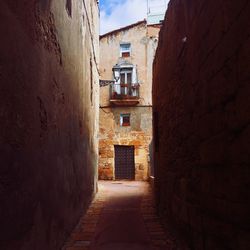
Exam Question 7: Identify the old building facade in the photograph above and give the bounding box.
[99,20,160,181]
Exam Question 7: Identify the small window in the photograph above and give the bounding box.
[120,43,131,57]
[66,0,72,17]
[120,114,130,126]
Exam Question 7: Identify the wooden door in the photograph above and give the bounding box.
[114,145,135,180]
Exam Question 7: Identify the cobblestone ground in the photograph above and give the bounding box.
[62,181,177,250]
[141,183,177,249]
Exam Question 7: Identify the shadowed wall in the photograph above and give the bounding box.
[153,0,250,249]
[0,0,99,249]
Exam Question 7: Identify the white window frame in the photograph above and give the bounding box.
[120,43,131,57]
[119,68,132,95]
[120,114,131,127]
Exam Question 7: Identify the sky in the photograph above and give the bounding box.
[99,0,170,35]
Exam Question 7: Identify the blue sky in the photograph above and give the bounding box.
[99,0,147,35]
[100,0,127,16]
[99,0,169,35]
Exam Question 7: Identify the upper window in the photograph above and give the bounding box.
[120,43,131,57]
[66,0,72,17]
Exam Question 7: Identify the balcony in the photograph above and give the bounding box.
[110,83,140,106]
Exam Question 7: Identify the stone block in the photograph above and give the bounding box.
[229,125,250,164]
[98,167,113,180]
[153,0,250,248]
[199,132,230,165]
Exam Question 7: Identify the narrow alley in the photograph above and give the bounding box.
[63,181,177,250]
[0,0,250,250]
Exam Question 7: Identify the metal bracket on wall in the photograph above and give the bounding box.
[99,80,115,87]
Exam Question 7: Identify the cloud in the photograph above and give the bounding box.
[100,0,147,35]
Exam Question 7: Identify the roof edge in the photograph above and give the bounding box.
[147,23,162,28]
[100,20,147,39]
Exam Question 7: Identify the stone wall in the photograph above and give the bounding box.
[0,1,99,249]
[99,107,152,181]
[153,0,250,249]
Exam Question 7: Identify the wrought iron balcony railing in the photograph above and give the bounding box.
[110,83,140,100]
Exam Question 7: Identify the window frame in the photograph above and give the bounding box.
[120,113,131,127]
[120,43,131,58]
[119,69,133,95]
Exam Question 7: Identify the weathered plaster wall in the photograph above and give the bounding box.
[146,25,160,110]
[0,1,99,249]
[100,21,151,106]
[99,107,152,180]
[153,0,250,249]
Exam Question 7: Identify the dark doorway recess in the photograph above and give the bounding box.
[114,145,135,180]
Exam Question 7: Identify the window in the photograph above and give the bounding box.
[90,58,93,105]
[120,70,132,84]
[66,0,72,17]
[120,43,131,57]
[120,68,132,95]
[120,114,130,126]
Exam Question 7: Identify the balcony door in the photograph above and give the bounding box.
[120,69,132,95]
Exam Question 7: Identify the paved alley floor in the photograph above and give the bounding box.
[62,181,177,250]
